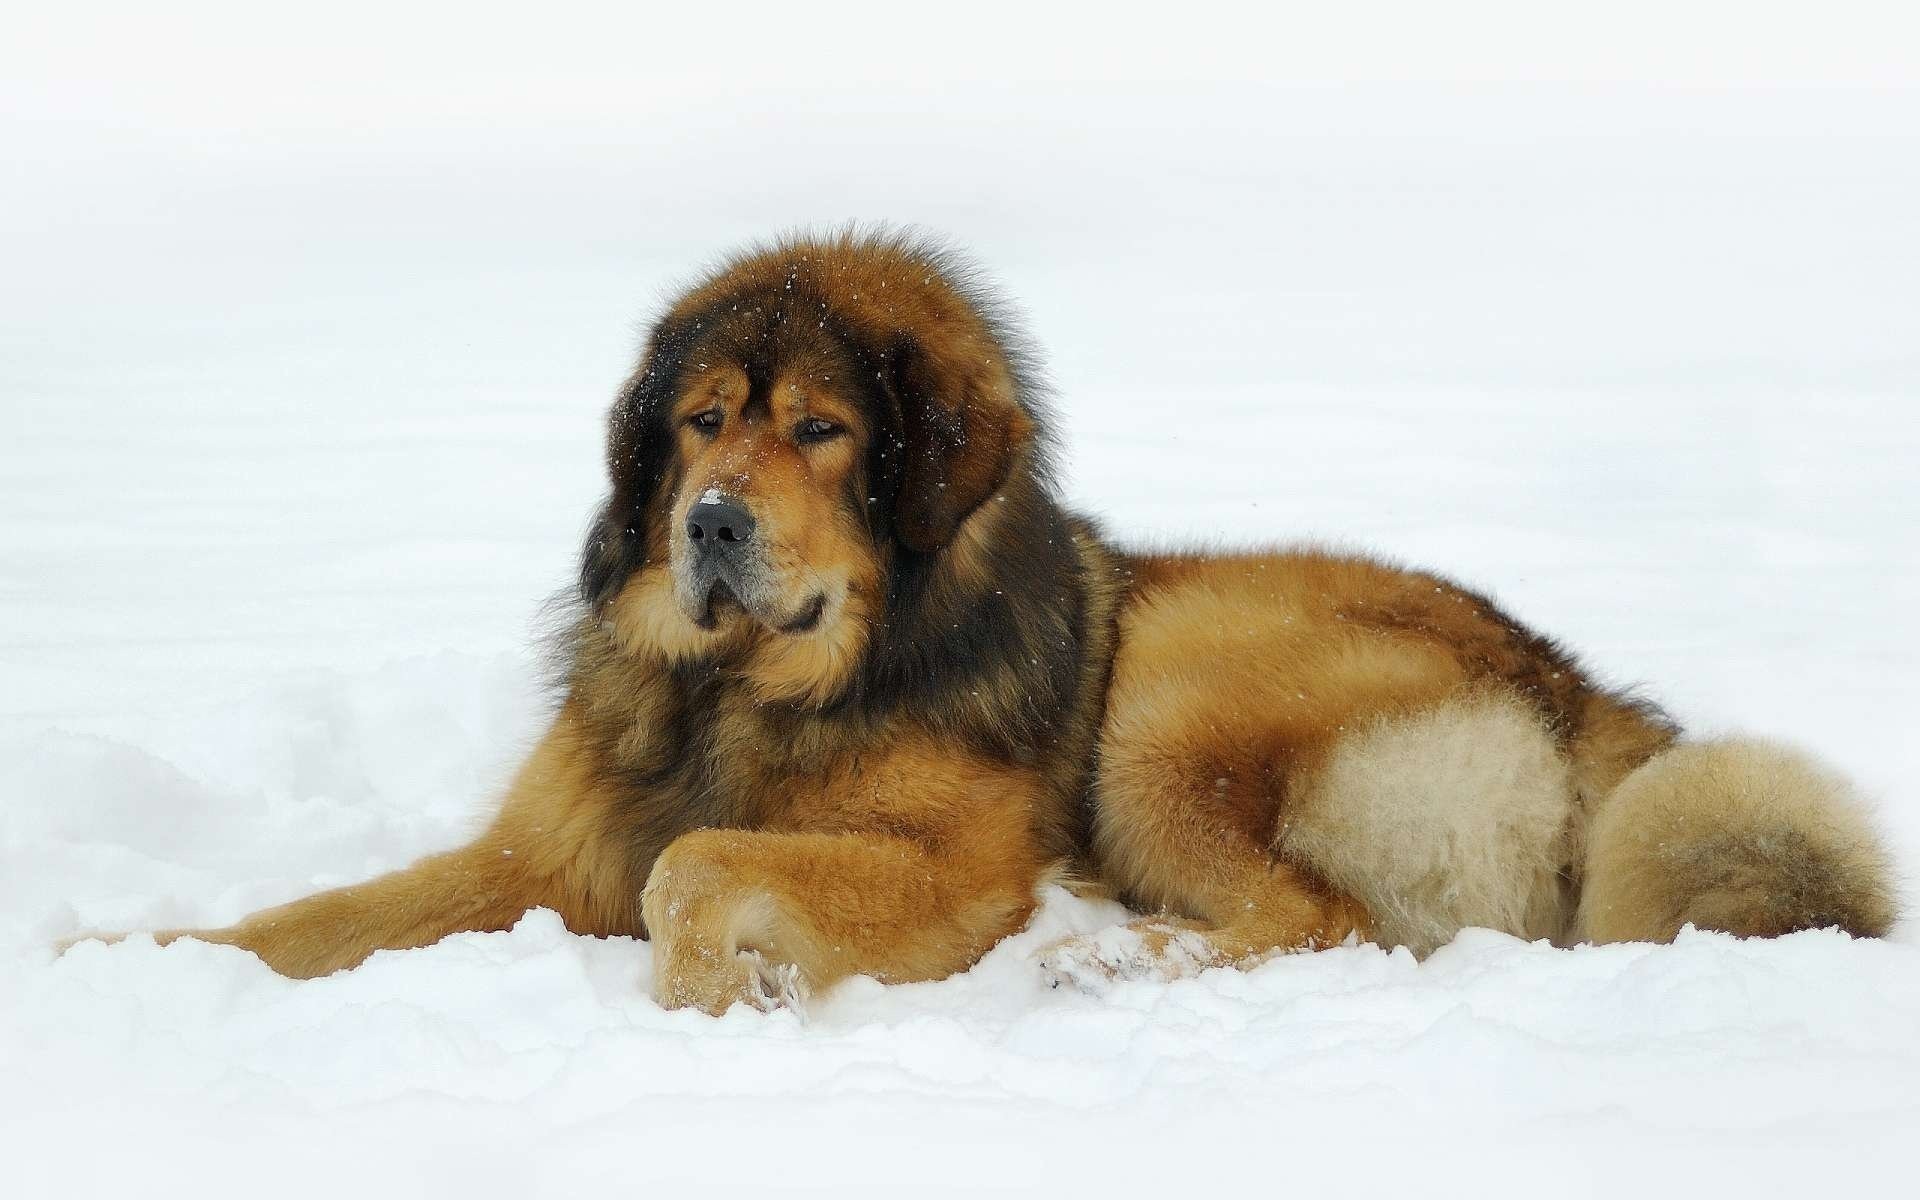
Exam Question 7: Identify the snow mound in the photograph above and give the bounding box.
[4,658,1918,1195]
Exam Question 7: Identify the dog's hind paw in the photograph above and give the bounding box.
[1036,919,1220,995]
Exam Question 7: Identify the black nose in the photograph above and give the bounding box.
[686,495,756,549]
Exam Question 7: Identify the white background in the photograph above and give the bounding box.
[4,3,1917,1195]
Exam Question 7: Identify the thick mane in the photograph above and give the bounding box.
[567,228,1098,763]
[838,475,1095,757]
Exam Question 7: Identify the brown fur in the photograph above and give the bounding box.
[71,231,1898,1010]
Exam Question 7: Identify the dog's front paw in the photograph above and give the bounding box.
[1037,918,1220,995]
[741,951,809,1013]
[651,946,808,1016]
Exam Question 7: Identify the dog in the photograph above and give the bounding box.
[70,231,1897,1012]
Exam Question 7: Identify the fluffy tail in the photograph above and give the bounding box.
[1578,738,1898,943]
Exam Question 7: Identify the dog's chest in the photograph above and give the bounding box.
[667,684,861,825]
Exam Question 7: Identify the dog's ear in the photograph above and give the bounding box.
[886,334,1032,554]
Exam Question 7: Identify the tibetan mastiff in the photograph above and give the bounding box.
[75,231,1896,1011]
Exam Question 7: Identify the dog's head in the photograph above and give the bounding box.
[582,232,1041,705]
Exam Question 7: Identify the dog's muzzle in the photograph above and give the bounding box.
[681,493,763,628]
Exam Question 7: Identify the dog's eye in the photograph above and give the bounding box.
[688,409,723,433]
[796,418,843,444]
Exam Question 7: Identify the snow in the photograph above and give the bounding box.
[5,8,1920,1196]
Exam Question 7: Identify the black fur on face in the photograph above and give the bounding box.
[576,312,703,614]
[579,303,904,616]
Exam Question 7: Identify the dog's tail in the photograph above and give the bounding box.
[1577,738,1898,943]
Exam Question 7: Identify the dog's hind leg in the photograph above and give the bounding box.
[1048,681,1585,989]
[1041,701,1375,990]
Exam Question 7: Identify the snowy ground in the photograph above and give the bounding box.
[6,8,1920,1196]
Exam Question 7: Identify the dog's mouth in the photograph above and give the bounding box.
[694,578,744,630]
[776,593,826,635]
[694,578,825,636]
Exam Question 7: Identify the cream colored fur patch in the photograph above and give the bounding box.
[1283,690,1575,954]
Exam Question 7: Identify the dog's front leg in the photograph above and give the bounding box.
[61,704,641,977]
[639,827,1041,1015]
[122,840,549,978]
